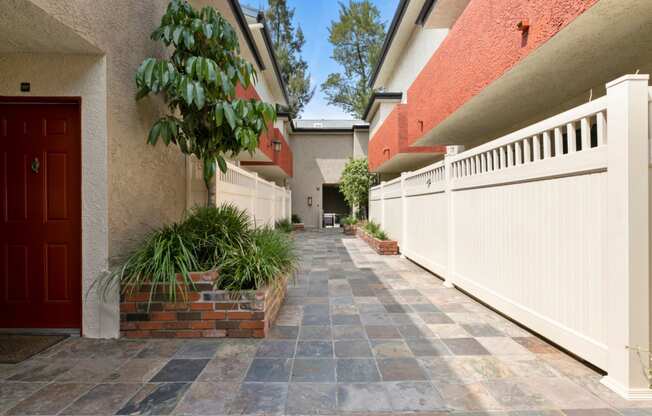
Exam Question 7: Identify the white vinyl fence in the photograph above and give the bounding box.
[369,75,652,398]
[187,159,291,226]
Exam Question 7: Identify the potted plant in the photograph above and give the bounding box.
[356,220,398,255]
[95,205,298,338]
[341,215,358,235]
[291,214,304,231]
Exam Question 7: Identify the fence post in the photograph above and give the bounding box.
[252,173,258,226]
[601,74,651,399]
[380,181,386,229]
[271,184,277,226]
[444,145,464,288]
[400,172,408,257]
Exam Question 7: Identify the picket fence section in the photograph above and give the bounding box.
[369,75,652,398]
[186,157,291,226]
[215,162,291,227]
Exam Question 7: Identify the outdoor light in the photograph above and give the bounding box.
[307,196,312,206]
[272,140,282,152]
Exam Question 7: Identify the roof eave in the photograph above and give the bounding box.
[368,0,411,89]
[362,91,403,122]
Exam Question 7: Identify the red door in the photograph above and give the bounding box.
[0,99,82,329]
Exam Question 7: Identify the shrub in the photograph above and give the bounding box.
[291,214,302,224]
[363,220,388,241]
[275,218,293,233]
[218,227,298,291]
[340,158,375,217]
[341,215,358,226]
[94,204,297,305]
[94,223,199,304]
[183,204,251,268]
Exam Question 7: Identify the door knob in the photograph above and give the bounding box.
[31,157,40,174]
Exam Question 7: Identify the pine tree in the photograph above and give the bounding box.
[321,0,386,119]
[266,0,314,118]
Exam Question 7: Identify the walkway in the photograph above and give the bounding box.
[1,230,651,415]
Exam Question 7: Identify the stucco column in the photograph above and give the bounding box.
[444,145,464,289]
[601,74,652,399]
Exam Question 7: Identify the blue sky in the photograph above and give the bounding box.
[250,0,399,120]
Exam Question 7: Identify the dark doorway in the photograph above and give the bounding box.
[322,184,350,226]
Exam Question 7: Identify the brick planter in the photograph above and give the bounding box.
[356,227,399,255]
[120,271,289,339]
[343,224,357,235]
[292,223,305,231]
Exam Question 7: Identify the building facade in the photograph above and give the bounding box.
[0,0,367,339]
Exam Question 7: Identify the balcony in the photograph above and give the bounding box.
[367,101,445,174]
[234,84,293,181]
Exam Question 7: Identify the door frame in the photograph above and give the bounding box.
[0,96,83,333]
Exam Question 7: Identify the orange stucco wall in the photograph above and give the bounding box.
[369,0,598,170]
[236,84,293,177]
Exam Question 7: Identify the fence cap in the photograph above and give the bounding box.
[445,145,465,156]
[605,73,649,88]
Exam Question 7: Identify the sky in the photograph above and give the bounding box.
[248,0,399,120]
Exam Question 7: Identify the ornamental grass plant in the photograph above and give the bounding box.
[93,204,296,304]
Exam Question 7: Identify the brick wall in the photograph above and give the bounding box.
[120,271,288,338]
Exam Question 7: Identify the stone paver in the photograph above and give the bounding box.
[3,229,652,415]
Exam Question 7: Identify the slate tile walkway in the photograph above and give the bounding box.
[2,229,652,415]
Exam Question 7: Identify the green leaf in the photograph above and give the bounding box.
[203,157,216,185]
[214,103,224,127]
[202,23,213,38]
[181,77,194,106]
[163,25,172,43]
[185,56,197,78]
[224,104,236,129]
[148,121,162,145]
[194,82,205,109]
[216,155,227,174]
[172,26,183,45]
[143,58,156,88]
[183,29,195,48]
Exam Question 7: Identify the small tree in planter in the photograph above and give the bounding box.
[135,0,276,206]
[339,158,374,218]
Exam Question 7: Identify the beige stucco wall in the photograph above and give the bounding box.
[0,0,190,337]
[289,133,355,228]
[25,0,187,259]
[353,129,369,158]
[0,53,113,337]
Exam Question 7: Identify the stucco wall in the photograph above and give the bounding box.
[0,0,187,337]
[353,129,369,158]
[289,133,354,228]
[0,53,113,337]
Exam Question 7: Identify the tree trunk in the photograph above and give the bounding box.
[205,175,216,208]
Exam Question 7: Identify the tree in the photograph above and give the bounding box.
[339,158,375,218]
[266,0,314,118]
[321,0,385,119]
[135,0,276,206]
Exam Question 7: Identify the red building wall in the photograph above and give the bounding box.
[235,84,293,177]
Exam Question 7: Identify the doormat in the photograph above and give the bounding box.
[0,334,68,363]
